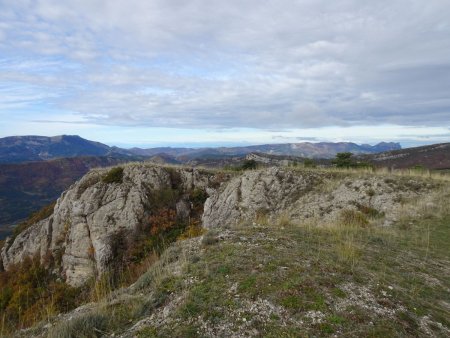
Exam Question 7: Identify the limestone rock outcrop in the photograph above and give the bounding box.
[202,167,320,228]
[202,168,435,228]
[1,164,213,286]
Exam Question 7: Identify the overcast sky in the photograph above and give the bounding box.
[0,0,449,147]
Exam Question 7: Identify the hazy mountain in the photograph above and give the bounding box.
[128,146,197,157]
[129,141,401,160]
[361,142,450,170]
[0,135,401,164]
[0,135,128,163]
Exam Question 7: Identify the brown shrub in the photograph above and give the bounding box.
[149,208,177,236]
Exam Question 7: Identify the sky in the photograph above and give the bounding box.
[0,0,449,148]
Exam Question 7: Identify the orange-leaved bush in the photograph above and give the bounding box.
[149,208,177,236]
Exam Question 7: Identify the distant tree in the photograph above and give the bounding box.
[241,159,258,170]
[332,152,354,168]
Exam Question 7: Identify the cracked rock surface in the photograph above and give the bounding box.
[202,168,434,228]
[1,164,213,286]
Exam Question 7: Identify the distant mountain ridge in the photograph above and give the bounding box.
[0,135,401,164]
[361,142,450,170]
[0,135,130,164]
[129,141,401,159]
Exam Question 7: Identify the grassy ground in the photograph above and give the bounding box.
[156,220,449,337]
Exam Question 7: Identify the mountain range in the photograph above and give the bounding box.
[0,135,116,163]
[0,135,401,164]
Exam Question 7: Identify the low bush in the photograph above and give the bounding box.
[148,188,180,210]
[277,213,292,227]
[178,221,206,240]
[190,188,208,206]
[254,208,270,225]
[102,167,124,184]
[241,159,258,170]
[149,208,178,236]
[303,158,317,168]
[166,167,183,189]
[352,202,384,219]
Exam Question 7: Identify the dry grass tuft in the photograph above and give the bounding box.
[277,212,292,227]
[339,209,369,227]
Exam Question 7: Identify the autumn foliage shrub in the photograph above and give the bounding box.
[149,208,178,236]
[0,256,80,332]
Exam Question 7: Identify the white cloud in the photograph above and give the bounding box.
[0,0,448,133]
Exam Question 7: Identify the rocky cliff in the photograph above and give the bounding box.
[1,164,217,286]
[1,164,437,287]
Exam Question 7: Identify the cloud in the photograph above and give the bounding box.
[0,0,449,131]
[272,136,320,142]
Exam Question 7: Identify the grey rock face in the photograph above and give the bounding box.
[202,168,434,228]
[1,164,213,286]
[202,167,320,228]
